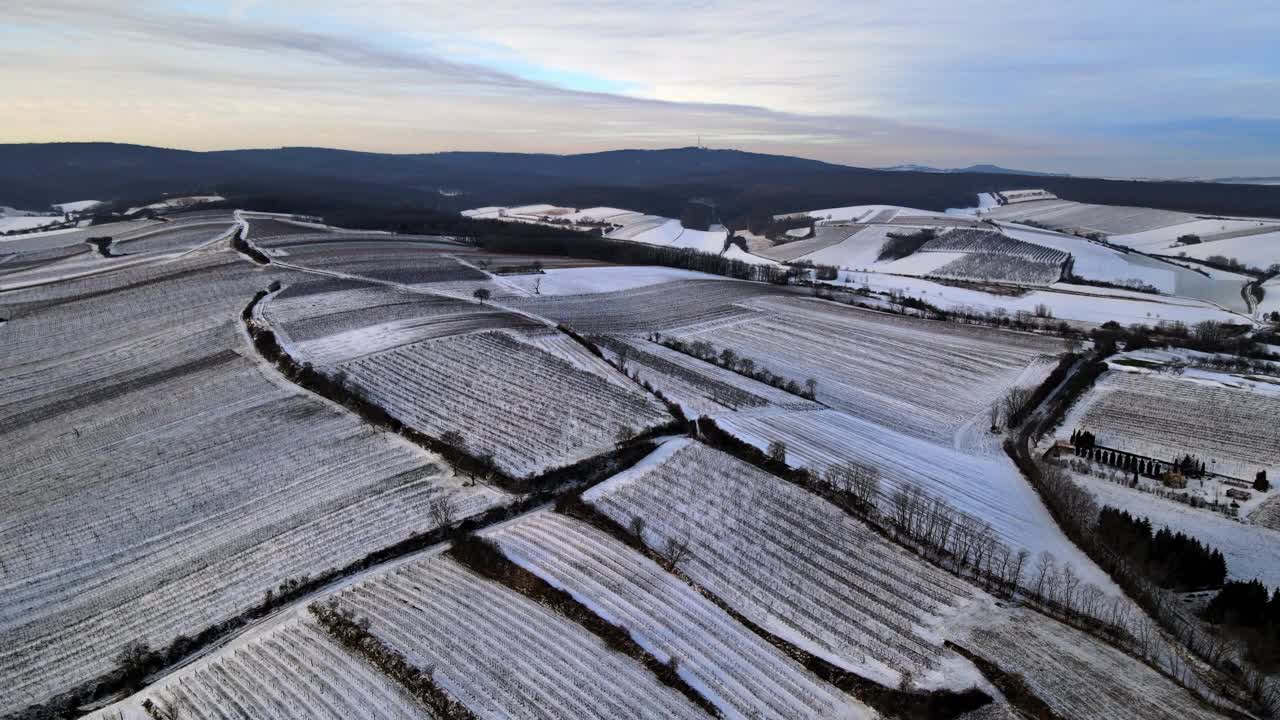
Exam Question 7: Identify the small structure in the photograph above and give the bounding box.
[1226,488,1252,502]
[1160,469,1187,489]
[1044,439,1074,459]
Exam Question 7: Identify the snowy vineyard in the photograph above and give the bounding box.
[339,331,672,476]
[585,441,977,687]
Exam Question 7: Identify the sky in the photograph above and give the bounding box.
[2,0,1278,178]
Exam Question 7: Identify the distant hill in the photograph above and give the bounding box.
[879,163,1064,176]
[3,143,1278,223]
[1211,176,1280,186]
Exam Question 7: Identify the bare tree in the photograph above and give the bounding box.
[532,277,542,295]
[1079,583,1104,619]
[428,495,456,529]
[767,440,787,465]
[659,537,693,570]
[472,287,492,303]
[824,461,881,513]
[1058,563,1081,614]
[1001,386,1035,427]
[439,430,466,452]
[1032,551,1056,600]
[1007,549,1030,594]
[804,378,818,398]
[628,515,646,540]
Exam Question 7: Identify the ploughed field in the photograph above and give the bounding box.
[585,440,978,687]
[956,605,1226,720]
[2,213,1242,719]
[671,295,1059,444]
[1061,369,1280,482]
[0,250,507,710]
[0,213,237,289]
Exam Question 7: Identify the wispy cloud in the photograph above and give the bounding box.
[2,0,1278,177]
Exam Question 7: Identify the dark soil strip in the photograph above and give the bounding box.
[555,495,992,720]
[943,642,1068,720]
[4,263,235,314]
[310,601,476,719]
[1,349,241,429]
[232,229,270,265]
[446,534,721,718]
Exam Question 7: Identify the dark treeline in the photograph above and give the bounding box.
[446,534,720,715]
[309,600,477,719]
[650,334,819,400]
[1089,318,1269,359]
[1204,581,1280,668]
[10,144,1280,220]
[877,228,938,261]
[1096,507,1227,590]
[473,227,793,284]
[1008,355,1278,713]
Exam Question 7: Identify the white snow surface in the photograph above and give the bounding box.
[587,441,984,690]
[1082,475,1280,589]
[51,200,102,213]
[489,511,872,719]
[1172,230,1280,270]
[339,555,706,719]
[500,266,730,296]
[1110,218,1280,252]
[0,215,63,232]
[842,271,1248,327]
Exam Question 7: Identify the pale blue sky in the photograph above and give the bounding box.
[3,0,1277,177]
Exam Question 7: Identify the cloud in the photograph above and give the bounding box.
[3,0,1278,177]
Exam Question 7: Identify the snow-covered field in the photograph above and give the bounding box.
[1111,218,1280,252]
[508,278,781,335]
[1060,368,1280,482]
[983,199,1195,236]
[264,277,671,476]
[339,554,708,719]
[1171,229,1280,270]
[955,604,1226,720]
[1080,476,1280,589]
[790,225,905,268]
[88,615,427,720]
[334,330,673,476]
[0,213,65,233]
[51,199,102,214]
[585,440,982,689]
[673,295,1062,443]
[9,192,1273,715]
[842,270,1248,327]
[0,255,509,709]
[594,335,820,417]
[263,279,542,364]
[500,265,730,296]
[125,195,225,215]
[489,511,871,719]
[716,409,1108,578]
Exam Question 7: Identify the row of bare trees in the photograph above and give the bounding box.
[816,459,1121,626]
[1014,440,1279,713]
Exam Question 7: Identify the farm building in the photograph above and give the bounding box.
[1226,488,1252,502]
[1044,439,1075,459]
